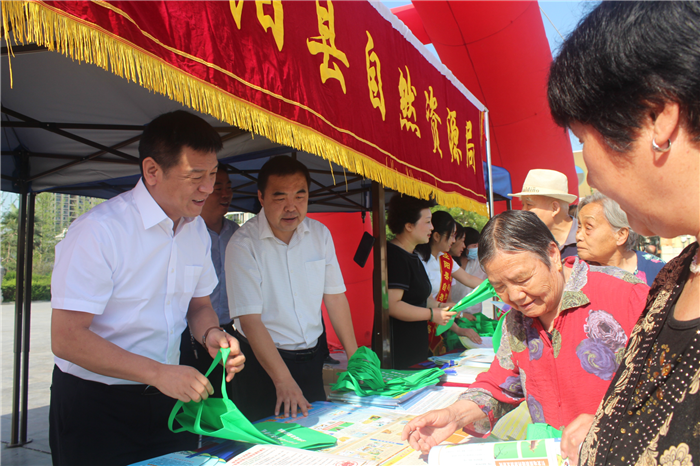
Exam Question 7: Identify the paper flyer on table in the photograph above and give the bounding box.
[397,386,468,415]
[263,402,415,464]
[427,438,570,466]
[225,444,377,465]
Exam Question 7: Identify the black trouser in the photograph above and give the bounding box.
[179,321,237,396]
[228,329,329,422]
[49,366,197,466]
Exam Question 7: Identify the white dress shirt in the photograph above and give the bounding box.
[51,179,218,385]
[423,253,460,299]
[225,209,346,350]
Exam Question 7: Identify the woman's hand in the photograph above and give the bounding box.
[561,413,595,464]
[401,400,482,453]
[457,327,482,344]
[432,308,457,326]
[463,313,477,322]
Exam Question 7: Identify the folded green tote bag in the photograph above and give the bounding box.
[168,347,337,450]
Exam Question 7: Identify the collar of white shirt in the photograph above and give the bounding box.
[257,207,310,245]
[132,179,196,232]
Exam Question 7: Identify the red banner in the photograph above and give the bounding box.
[4,1,487,213]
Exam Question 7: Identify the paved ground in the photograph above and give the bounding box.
[1,301,53,466]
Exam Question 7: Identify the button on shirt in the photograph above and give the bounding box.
[225,209,346,351]
[208,218,239,325]
[51,179,218,385]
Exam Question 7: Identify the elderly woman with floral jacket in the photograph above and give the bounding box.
[402,210,648,451]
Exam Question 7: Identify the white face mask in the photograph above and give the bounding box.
[467,247,478,260]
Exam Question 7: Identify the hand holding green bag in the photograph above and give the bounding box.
[436,280,498,336]
[168,347,337,450]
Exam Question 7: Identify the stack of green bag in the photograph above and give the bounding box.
[168,348,337,450]
[331,347,444,397]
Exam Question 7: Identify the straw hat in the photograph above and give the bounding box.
[509,169,578,204]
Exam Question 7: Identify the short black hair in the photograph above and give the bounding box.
[548,2,700,151]
[387,194,435,235]
[454,223,466,242]
[257,156,311,195]
[462,227,481,248]
[139,111,223,177]
[478,210,556,268]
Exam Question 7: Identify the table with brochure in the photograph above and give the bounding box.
[131,345,548,466]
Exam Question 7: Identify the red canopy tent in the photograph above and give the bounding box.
[392,1,579,209]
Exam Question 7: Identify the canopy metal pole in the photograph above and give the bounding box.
[9,187,28,447]
[370,182,391,368]
[20,192,36,444]
[485,111,494,217]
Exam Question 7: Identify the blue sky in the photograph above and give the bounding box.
[381,0,597,151]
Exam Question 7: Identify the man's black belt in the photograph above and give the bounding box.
[233,329,320,362]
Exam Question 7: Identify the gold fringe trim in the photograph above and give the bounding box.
[2,1,487,215]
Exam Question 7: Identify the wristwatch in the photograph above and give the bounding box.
[201,326,224,348]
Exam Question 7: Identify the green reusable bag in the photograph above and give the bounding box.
[526,423,563,440]
[443,313,500,351]
[436,280,498,336]
[491,309,511,353]
[331,347,444,397]
[168,347,337,450]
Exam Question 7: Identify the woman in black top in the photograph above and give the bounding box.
[386,194,456,369]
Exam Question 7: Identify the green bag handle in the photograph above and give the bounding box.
[167,348,223,435]
[491,309,511,353]
[168,348,338,449]
[168,347,272,444]
[436,280,497,336]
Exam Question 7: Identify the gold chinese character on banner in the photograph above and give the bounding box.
[307,0,349,93]
[230,0,244,28]
[465,120,476,172]
[446,108,462,165]
[425,86,442,158]
[229,1,284,52]
[365,32,385,121]
[398,66,420,137]
[256,0,284,51]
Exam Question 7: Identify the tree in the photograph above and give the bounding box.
[1,204,19,271]
[0,192,104,276]
[432,206,488,232]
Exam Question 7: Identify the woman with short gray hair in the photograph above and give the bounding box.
[576,192,664,286]
[402,210,648,453]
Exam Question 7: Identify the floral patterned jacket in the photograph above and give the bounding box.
[459,257,649,436]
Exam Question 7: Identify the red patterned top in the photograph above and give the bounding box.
[459,258,649,436]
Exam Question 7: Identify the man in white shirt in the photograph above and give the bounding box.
[225,156,358,421]
[180,165,239,385]
[509,169,579,260]
[49,111,245,466]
